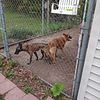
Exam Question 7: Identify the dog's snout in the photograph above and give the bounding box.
[14,50,19,54]
[68,35,72,41]
[69,36,72,39]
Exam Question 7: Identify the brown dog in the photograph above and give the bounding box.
[48,33,72,63]
[41,45,52,64]
[14,42,47,64]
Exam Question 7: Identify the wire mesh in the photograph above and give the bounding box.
[3,0,43,42]
[0,0,85,97]
[0,29,3,47]
[2,0,83,44]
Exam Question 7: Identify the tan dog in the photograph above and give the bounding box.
[14,42,47,64]
[41,45,52,64]
[48,33,72,63]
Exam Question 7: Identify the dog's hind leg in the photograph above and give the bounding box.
[40,50,44,60]
[34,52,38,60]
[55,49,58,57]
[50,47,56,64]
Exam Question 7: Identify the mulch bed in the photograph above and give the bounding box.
[0,58,71,100]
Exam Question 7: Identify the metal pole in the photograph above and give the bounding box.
[72,0,89,97]
[47,0,50,34]
[42,0,44,34]
[0,0,9,58]
[72,0,95,100]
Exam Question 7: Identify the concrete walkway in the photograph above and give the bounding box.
[0,73,53,100]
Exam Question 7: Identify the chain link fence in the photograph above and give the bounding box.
[0,0,85,97]
[0,0,84,45]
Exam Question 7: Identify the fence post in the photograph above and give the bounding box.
[47,0,50,34]
[42,0,44,34]
[72,0,89,97]
[0,0,9,58]
[72,0,95,100]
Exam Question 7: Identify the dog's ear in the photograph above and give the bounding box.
[63,33,72,41]
[63,33,68,37]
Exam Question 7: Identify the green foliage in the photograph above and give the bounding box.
[4,0,41,14]
[8,59,16,68]
[50,82,64,97]
[23,85,33,94]
[0,58,16,70]
[5,70,14,79]
[78,0,85,20]
[0,94,4,100]
[0,58,3,68]
[10,29,34,40]
[3,0,85,40]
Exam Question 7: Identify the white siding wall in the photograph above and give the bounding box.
[77,0,100,100]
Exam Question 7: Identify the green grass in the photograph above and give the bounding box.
[0,33,2,44]
[4,11,42,34]
[0,11,74,40]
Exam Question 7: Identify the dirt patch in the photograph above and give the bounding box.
[0,25,80,97]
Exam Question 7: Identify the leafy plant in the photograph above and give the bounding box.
[5,70,14,79]
[8,59,16,68]
[0,58,3,68]
[23,85,33,94]
[50,82,64,97]
[0,94,4,100]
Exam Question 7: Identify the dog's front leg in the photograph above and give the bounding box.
[61,48,65,56]
[34,52,38,60]
[27,54,32,65]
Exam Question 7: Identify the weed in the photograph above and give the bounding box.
[50,82,64,99]
[5,70,14,79]
[0,58,3,68]
[22,85,33,94]
[0,94,4,100]
[8,59,16,68]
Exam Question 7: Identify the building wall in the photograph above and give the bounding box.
[77,0,100,100]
